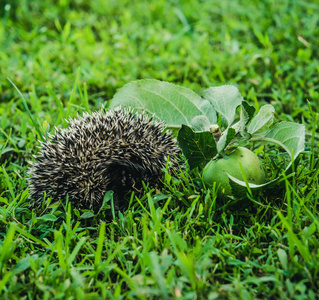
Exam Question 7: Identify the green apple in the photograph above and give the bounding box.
[202,147,265,196]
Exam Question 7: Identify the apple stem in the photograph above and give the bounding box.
[210,124,222,142]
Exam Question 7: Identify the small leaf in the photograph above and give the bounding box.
[242,101,256,123]
[217,127,236,153]
[177,125,217,169]
[12,255,39,275]
[110,79,217,128]
[247,104,275,136]
[0,147,15,155]
[243,276,277,285]
[37,214,58,222]
[226,258,247,266]
[303,222,317,239]
[277,248,288,270]
[190,115,211,132]
[0,197,9,205]
[79,211,95,219]
[74,208,80,218]
[101,190,113,210]
[18,139,26,148]
[202,85,243,126]
[232,101,256,136]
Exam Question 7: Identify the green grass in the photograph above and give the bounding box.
[1,0,319,299]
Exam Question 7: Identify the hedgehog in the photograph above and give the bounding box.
[28,107,182,214]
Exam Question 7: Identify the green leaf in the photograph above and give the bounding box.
[202,85,243,126]
[217,127,236,153]
[226,258,247,266]
[100,190,113,210]
[0,197,9,205]
[252,122,305,160]
[242,101,256,123]
[37,214,58,222]
[110,79,217,128]
[232,101,256,136]
[177,125,217,169]
[79,211,95,219]
[190,115,211,132]
[243,276,277,285]
[247,104,275,136]
[277,248,288,270]
[12,255,39,275]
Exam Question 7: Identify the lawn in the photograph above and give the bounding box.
[1,0,319,299]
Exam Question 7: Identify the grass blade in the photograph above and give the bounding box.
[7,77,45,141]
[94,222,106,269]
